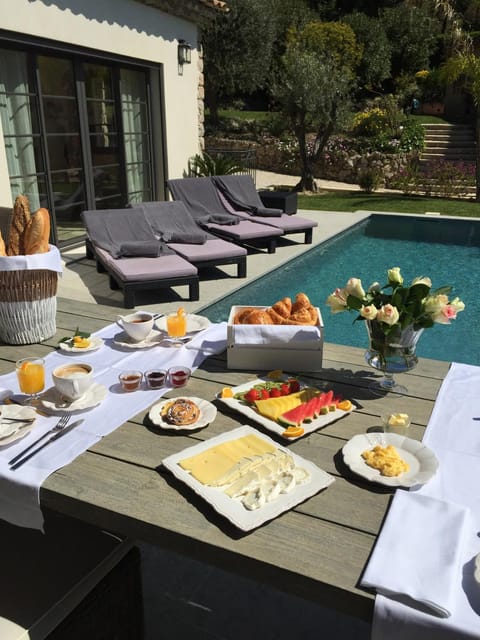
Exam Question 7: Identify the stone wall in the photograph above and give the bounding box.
[205,135,414,187]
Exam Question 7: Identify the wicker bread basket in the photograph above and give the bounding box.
[0,267,58,344]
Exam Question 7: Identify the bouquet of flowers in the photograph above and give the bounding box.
[326,267,465,335]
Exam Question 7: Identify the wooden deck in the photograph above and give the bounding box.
[0,297,450,622]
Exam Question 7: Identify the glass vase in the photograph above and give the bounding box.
[365,320,424,394]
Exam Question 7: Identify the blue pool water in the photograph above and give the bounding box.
[201,215,480,366]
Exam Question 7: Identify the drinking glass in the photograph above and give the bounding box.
[16,357,45,404]
[166,311,187,347]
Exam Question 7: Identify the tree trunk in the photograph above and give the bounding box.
[476,108,480,201]
[294,120,317,192]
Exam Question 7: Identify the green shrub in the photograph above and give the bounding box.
[398,119,425,152]
[358,168,382,193]
[189,152,242,177]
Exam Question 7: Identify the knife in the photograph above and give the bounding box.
[10,419,84,471]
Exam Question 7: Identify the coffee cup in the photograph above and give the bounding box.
[52,363,94,402]
[116,312,154,342]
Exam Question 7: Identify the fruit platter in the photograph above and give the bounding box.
[218,373,354,440]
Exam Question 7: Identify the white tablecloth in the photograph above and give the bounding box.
[0,319,227,530]
[363,362,480,639]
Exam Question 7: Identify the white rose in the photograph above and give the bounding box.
[411,276,432,287]
[376,304,400,326]
[450,297,465,313]
[360,305,378,320]
[387,267,403,285]
[326,288,348,313]
[344,277,365,299]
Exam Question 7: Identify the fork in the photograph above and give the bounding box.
[8,414,71,466]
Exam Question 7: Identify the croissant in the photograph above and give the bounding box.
[271,297,292,319]
[291,292,311,313]
[233,293,318,326]
[233,307,257,324]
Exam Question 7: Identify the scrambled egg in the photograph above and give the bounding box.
[73,335,90,348]
[361,444,409,477]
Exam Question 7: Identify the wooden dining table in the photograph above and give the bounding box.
[0,297,451,622]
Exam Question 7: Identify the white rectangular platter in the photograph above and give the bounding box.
[219,377,354,440]
[162,425,335,532]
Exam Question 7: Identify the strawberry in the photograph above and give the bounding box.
[244,388,260,403]
[280,383,290,396]
[260,388,271,399]
[288,379,300,393]
[269,387,281,398]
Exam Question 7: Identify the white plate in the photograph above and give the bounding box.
[156,314,210,335]
[0,405,37,445]
[149,397,217,431]
[113,329,163,349]
[162,425,335,531]
[218,377,354,440]
[40,383,107,414]
[58,336,104,353]
[342,433,439,488]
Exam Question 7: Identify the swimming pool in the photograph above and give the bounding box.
[201,214,480,366]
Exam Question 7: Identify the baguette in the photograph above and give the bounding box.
[0,229,6,256]
[24,208,50,254]
[7,195,31,256]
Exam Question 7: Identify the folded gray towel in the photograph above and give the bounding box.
[113,240,164,258]
[213,175,283,217]
[137,201,210,244]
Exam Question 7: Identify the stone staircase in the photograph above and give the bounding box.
[417,123,476,198]
[420,123,476,164]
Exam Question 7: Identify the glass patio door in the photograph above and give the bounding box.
[0,47,156,246]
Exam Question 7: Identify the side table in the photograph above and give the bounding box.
[258,190,298,215]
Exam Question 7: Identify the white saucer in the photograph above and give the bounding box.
[40,383,107,414]
[0,405,37,445]
[149,397,217,431]
[113,329,163,349]
[156,314,210,335]
[58,336,104,353]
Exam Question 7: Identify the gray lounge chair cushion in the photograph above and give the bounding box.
[169,238,246,262]
[168,177,240,226]
[81,208,172,258]
[205,219,282,240]
[94,247,197,282]
[213,175,283,217]
[135,201,210,244]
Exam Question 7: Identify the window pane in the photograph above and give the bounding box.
[55,202,86,244]
[93,164,121,198]
[9,175,46,211]
[47,134,82,171]
[126,162,150,194]
[51,169,85,207]
[96,194,125,209]
[84,64,114,100]
[90,134,119,165]
[87,100,117,133]
[43,97,80,133]
[38,56,75,96]
[0,49,42,206]
[124,133,149,163]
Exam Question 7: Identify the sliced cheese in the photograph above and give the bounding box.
[178,434,276,485]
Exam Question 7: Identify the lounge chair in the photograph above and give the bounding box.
[82,208,199,308]
[135,200,247,278]
[212,174,317,244]
[167,177,283,254]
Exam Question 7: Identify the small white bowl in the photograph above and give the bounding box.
[381,412,411,435]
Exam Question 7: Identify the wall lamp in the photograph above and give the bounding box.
[178,40,192,66]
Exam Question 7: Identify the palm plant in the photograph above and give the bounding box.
[188,151,242,177]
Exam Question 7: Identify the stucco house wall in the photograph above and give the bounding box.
[0,0,205,208]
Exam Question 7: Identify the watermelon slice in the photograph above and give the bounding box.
[278,403,308,427]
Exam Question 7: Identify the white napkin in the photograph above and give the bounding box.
[0,245,62,272]
[231,323,321,346]
[185,322,228,355]
[362,490,470,618]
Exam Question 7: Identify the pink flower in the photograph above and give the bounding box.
[376,304,400,326]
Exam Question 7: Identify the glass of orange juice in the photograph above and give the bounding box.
[16,357,45,403]
[166,308,187,346]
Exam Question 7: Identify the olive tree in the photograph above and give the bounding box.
[272,21,361,191]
